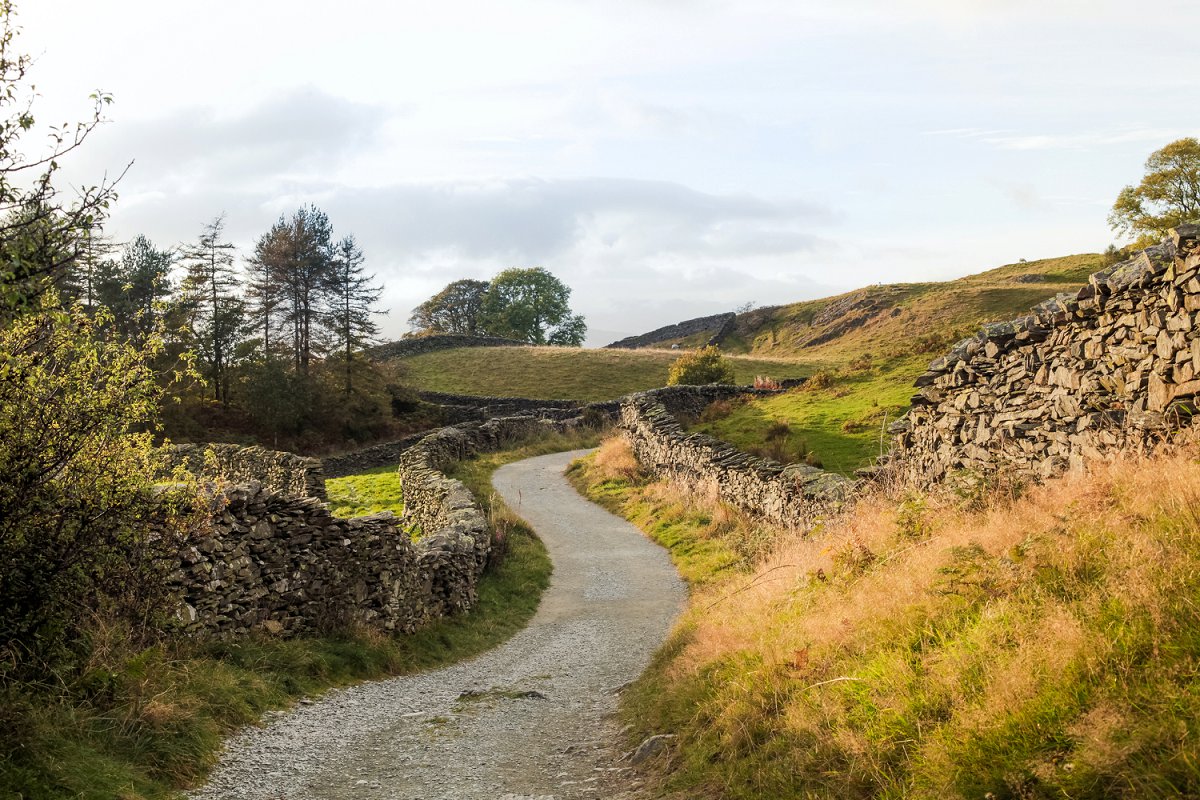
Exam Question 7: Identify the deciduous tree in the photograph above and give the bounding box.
[1109,138,1200,242]
[408,278,489,336]
[0,1,121,318]
[478,267,586,346]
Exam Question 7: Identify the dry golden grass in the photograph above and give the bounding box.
[590,442,1200,799]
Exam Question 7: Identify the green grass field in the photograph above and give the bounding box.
[690,355,925,475]
[391,345,813,401]
[327,466,405,518]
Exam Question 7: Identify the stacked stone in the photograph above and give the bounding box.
[620,386,854,530]
[171,416,570,640]
[416,391,621,423]
[892,225,1200,482]
[164,443,326,501]
[169,484,441,638]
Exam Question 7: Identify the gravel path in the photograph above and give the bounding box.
[190,449,686,800]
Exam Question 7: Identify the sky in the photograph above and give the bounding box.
[18,0,1200,345]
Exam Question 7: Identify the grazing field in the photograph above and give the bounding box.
[390,345,814,401]
[689,355,925,475]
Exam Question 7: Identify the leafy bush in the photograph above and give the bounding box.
[0,297,193,680]
[667,345,736,386]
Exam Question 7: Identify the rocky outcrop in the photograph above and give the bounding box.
[619,386,855,529]
[605,312,736,349]
[370,334,528,360]
[891,225,1200,482]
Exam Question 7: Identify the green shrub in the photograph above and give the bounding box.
[0,296,193,681]
[667,345,736,386]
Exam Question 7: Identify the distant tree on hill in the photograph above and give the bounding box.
[408,278,489,336]
[478,267,586,346]
[667,345,736,386]
[1109,138,1200,243]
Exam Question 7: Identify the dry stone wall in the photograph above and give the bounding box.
[620,386,855,529]
[169,416,558,639]
[165,443,326,501]
[891,225,1200,482]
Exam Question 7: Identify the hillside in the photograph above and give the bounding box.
[572,437,1200,799]
[691,252,1103,473]
[378,253,1102,472]
[720,252,1100,361]
[387,345,814,402]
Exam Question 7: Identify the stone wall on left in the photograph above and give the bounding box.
[165,418,555,639]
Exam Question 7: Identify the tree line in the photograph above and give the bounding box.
[408,268,587,346]
[48,207,395,445]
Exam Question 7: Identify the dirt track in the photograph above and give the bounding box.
[190,448,685,800]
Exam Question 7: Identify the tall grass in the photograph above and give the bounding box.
[576,437,1200,799]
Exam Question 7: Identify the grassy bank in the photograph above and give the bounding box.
[0,436,576,800]
[573,437,1200,799]
[391,345,813,401]
[688,354,924,476]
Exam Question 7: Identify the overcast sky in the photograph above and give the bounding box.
[19,0,1200,345]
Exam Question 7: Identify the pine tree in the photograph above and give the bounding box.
[180,215,244,404]
[96,234,174,342]
[250,207,334,374]
[324,234,383,395]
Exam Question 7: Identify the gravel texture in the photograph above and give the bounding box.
[189,449,686,800]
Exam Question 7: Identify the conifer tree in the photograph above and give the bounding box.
[324,234,383,395]
[180,215,244,404]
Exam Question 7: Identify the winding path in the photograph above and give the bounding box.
[190,449,686,800]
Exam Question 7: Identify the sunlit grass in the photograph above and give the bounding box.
[327,465,404,518]
[573,437,1200,799]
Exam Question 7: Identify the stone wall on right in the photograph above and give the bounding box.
[891,225,1200,482]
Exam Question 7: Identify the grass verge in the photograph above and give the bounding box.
[573,436,1200,799]
[0,432,586,800]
